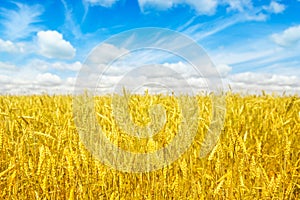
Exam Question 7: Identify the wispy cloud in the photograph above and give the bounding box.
[83,0,121,8]
[59,0,83,39]
[138,0,218,15]
[81,0,121,24]
[0,2,44,40]
[180,1,287,41]
[182,15,240,41]
[182,11,268,42]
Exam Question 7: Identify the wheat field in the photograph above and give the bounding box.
[0,92,299,199]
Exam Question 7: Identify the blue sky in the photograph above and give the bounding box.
[0,0,299,94]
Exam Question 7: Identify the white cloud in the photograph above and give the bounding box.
[263,1,286,14]
[0,38,27,53]
[66,77,76,86]
[87,43,128,65]
[184,0,218,15]
[29,59,82,71]
[224,0,253,12]
[137,0,282,18]
[36,73,62,86]
[163,62,194,76]
[0,39,18,52]
[0,59,82,94]
[0,3,43,40]
[228,72,300,94]
[91,61,228,94]
[243,12,268,22]
[0,61,16,71]
[212,48,275,66]
[0,72,75,94]
[93,70,300,95]
[0,75,11,84]
[138,0,218,15]
[162,61,231,78]
[37,30,76,59]
[1,65,299,95]
[51,61,82,71]
[182,9,269,41]
[229,72,298,86]
[60,0,83,38]
[271,25,300,47]
[138,0,173,10]
[83,0,120,7]
[216,64,232,77]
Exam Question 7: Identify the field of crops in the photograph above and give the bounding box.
[0,93,299,199]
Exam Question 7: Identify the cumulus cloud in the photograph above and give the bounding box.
[182,0,218,15]
[88,61,228,94]
[83,0,120,7]
[0,39,18,52]
[92,70,300,95]
[66,77,76,86]
[138,0,218,15]
[162,61,232,78]
[86,43,128,65]
[216,64,232,77]
[1,67,299,95]
[229,72,298,86]
[224,0,253,12]
[228,72,300,94]
[138,0,173,10]
[51,61,82,71]
[271,25,300,47]
[0,73,75,94]
[0,38,25,53]
[37,30,76,59]
[162,62,195,77]
[263,1,286,14]
[0,59,83,94]
[36,73,62,86]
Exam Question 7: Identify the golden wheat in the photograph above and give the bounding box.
[0,93,299,199]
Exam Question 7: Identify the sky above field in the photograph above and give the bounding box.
[0,0,299,94]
